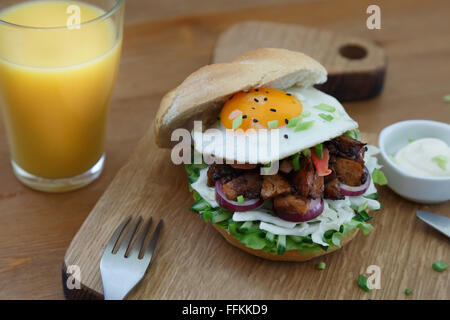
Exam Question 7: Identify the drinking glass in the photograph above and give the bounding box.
[0,0,124,192]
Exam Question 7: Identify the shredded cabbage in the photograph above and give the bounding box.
[186,145,383,255]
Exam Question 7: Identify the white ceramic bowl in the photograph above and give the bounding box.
[378,120,450,204]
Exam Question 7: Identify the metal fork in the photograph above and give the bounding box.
[100,216,163,300]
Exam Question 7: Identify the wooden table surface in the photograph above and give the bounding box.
[0,0,449,300]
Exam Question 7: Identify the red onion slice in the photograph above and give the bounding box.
[275,197,324,223]
[339,166,371,197]
[215,180,264,212]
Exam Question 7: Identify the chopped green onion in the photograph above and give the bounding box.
[443,94,450,103]
[264,162,272,168]
[357,274,370,292]
[314,104,336,112]
[286,116,302,128]
[372,169,388,186]
[405,289,413,295]
[319,113,333,122]
[314,144,323,159]
[294,120,315,132]
[408,138,414,143]
[345,129,361,140]
[432,261,448,272]
[292,153,300,171]
[232,115,242,130]
[302,149,311,157]
[432,155,448,170]
[301,110,311,117]
[317,262,326,270]
[237,195,244,203]
[268,120,278,129]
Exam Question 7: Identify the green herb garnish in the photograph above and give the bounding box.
[345,129,361,140]
[432,155,448,170]
[319,113,333,122]
[357,274,371,292]
[294,120,315,132]
[232,115,243,130]
[286,116,302,128]
[317,262,326,270]
[408,138,414,143]
[237,195,244,203]
[314,144,323,159]
[405,289,413,295]
[443,94,450,103]
[372,169,388,186]
[292,153,300,171]
[268,120,278,129]
[301,110,311,117]
[432,261,448,272]
[314,104,336,113]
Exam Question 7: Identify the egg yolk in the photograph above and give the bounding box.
[220,88,303,130]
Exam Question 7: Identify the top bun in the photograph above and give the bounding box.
[154,48,327,148]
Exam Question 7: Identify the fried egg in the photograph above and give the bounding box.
[192,87,358,164]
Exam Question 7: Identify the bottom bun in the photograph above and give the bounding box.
[213,225,359,262]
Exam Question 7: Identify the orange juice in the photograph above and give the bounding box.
[0,1,122,180]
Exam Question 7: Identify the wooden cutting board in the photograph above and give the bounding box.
[213,21,387,101]
[62,23,449,300]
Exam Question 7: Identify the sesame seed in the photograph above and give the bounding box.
[229,95,234,100]
[255,88,259,92]
[251,107,256,110]
[254,98,259,103]
[270,108,277,112]
[284,118,289,124]
[264,97,268,101]
[242,115,247,119]
[286,93,292,96]
[253,119,258,123]
[284,134,289,139]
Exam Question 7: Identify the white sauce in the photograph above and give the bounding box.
[394,138,450,177]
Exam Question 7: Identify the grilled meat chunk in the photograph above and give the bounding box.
[279,159,293,174]
[221,172,262,201]
[334,158,366,187]
[230,163,258,170]
[207,164,237,187]
[324,178,344,200]
[325,135,367,165]
[261,174,291,199]
[290,156,323,199]
[274,195,308,215]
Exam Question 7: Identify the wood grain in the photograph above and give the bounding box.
[1,0,450,299]
[214,21,387,101]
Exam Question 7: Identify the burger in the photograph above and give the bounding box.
[154,48,386,261]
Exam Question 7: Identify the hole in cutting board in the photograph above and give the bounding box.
[339,44,367,60]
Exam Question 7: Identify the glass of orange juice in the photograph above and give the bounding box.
[0,0,124,192]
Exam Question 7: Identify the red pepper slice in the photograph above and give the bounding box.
[311,146,332,176]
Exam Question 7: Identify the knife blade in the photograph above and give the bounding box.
[416,210,450,238]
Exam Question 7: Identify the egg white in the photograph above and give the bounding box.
[192,87,358,164]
